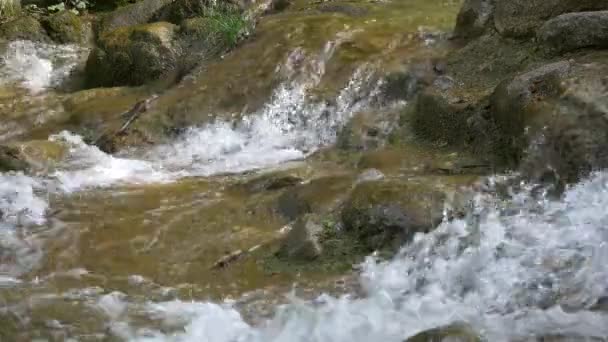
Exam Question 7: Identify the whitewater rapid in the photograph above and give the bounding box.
[2,39,608,341]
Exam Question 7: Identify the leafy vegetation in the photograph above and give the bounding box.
[0,0,20,21]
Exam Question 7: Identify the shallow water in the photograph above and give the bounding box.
[3,0,607,341]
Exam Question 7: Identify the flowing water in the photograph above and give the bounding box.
[2,0,608,340]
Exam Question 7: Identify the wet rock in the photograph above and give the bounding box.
[341,180,445,251]
[453,0,495,40]
[154,0,229,24]
[278,215,323,261]
[316,3,368,17]
[538,11,608,54]
[85,22,180,87]
[356,168,384,183]
[517,58,608,186]
[238,174,302,193]
[42,10,90,44]
[337,111,400,151]
[0,15,48,42]
[277,175,353,221]
[405,324,481,342]
[0,145,30,172]
[411,87,480,147]
[0,140,66,173]
[493,0,608,38]
[97,0,173,35]
[490,61,571,163]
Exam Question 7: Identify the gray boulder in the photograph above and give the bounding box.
[97,0,173,36]
[453,0,495,40]
[493,0,608,38]
[538,11,608,54]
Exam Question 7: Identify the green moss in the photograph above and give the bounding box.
[43,10,84,43]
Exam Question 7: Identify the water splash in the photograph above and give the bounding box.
[85,171,608,341]
[0,40,86,93]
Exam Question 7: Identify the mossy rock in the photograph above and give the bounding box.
[85,22,180,87]
[0,15,48,41]
[42,10,87,44]
[0,145,30,172]
[341,179,445,251]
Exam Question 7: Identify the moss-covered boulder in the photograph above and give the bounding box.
[0,15,48,42]
[85,22,180,87]
[341,179,445,251]
[42,10,90,44]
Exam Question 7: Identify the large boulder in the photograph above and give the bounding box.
[490,61,571,164]
[453,0,495,40]
[0,16,48,42]
[493,0,608,38]
[97,0,173,36]
[341,180,445,251]
[42,10,90,44]
[538,11,608,54]
[489,55,608,188]
[85,22,180,87]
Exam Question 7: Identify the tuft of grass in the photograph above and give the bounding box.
[204,7,249,52]
[0,0,21,21]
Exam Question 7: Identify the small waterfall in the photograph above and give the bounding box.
[0,41,380,278]
[0,40,86,93]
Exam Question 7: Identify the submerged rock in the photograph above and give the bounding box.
[341,180,445,251]
[278,214,323,261]
[276,175,353,221]
[85,22,180,87]
[538,11,608,54]
[405,324,481,342]
[0,16,48,42]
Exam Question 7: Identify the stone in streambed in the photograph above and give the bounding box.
[453,0,495,41]
[42,10,90,44]
[85,22,180,87]
[341,179,445,251]
[278,215,323,261]
[538,11,608,54]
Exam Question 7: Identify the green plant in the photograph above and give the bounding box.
[204,7,249,52]
[0,0,21,21]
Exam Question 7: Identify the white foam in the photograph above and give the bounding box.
[97,171,608,341]
[0,40,86,93]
